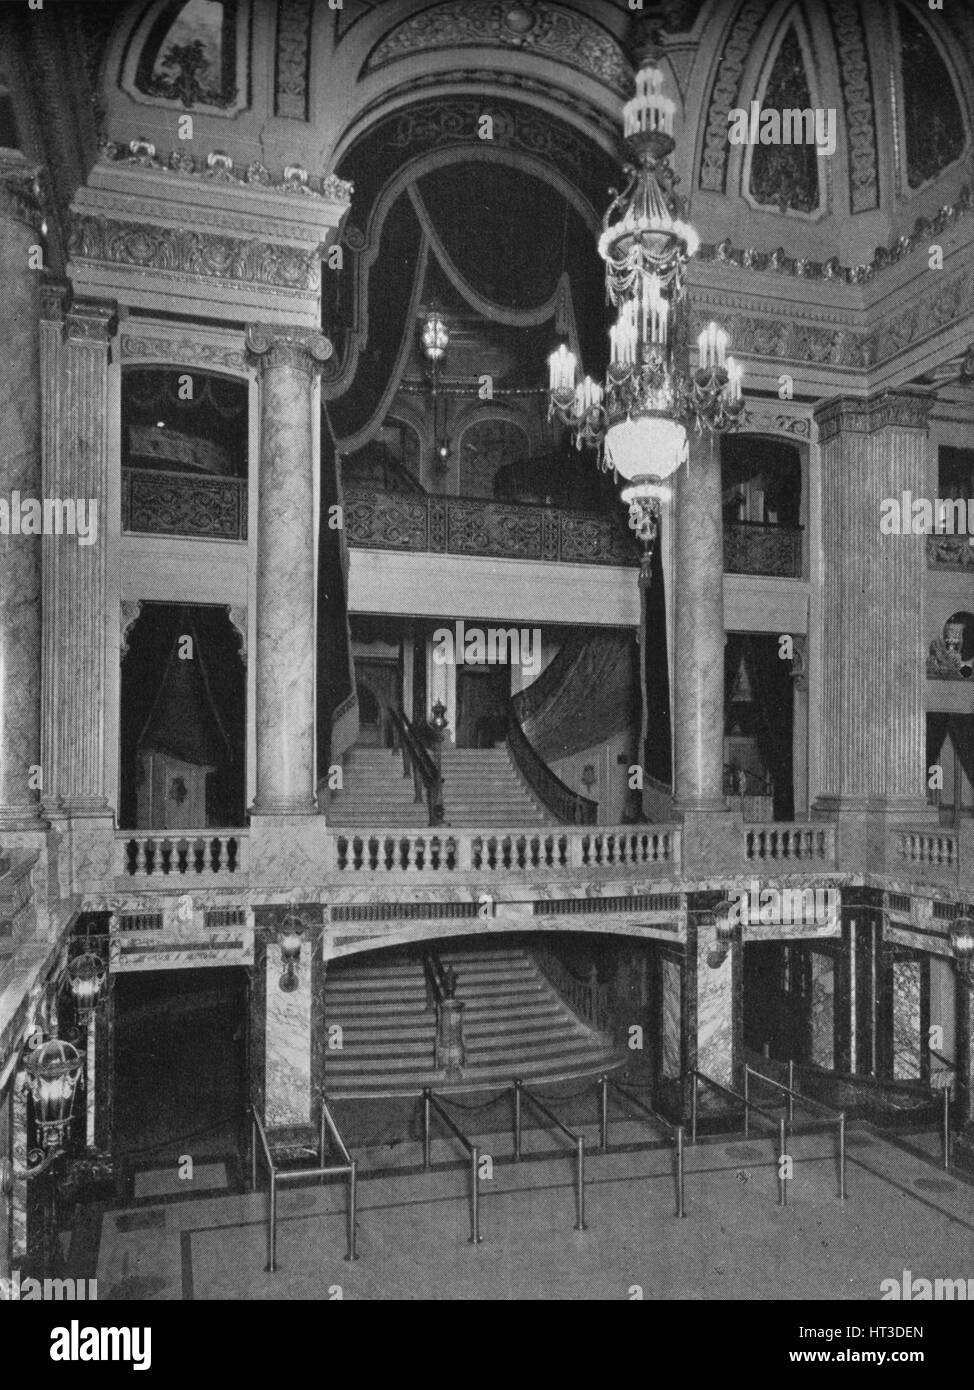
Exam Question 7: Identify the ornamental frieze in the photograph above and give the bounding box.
[814,393,933,444]
[69,214,320,292]
[97,137,353,204]
[364,2,633,97]
[827,0,879,213]
[120,334,246,374]
[698,0,771,194]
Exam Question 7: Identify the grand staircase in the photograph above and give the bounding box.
[323,945,621,1096]
[327,747,429,828]
[328,744,555,827]
[439,747,553,827]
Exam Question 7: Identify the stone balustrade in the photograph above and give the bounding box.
[745,824,836,864]
[333,825,680,875]
[117,831,247,880]
[890,827,958,878]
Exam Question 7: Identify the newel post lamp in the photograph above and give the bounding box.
[65,952,107,1029]
[950,915,974,986]
[0,1038,85,1188]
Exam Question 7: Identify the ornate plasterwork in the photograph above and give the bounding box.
[364,1,633,97]
[814,392,933,444]
[696,174,974,284]
[737,408,811,439]
[699,0,771,193]
[66,300,116,344]
[827,0,879,214]
[120,334,246,374]
[275,0,314,120]
[96,137,354,205]
[69,215,320,292]
[0,148,45,233]
[120,601,143,659]
[245,325,333,376]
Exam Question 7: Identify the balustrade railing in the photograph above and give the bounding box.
[892,828,958,873]
[745,824,835,864]
[117,830,247,878]
[534,945,611,1033]
[723,520,803,578]
[122,467,247,541]
[332,825,679,874]
[506,710,597,825]
[390,707,443,826]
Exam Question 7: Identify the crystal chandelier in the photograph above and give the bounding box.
[548,58,744,568]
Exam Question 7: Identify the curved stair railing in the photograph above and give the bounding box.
[506,707,597,825]
[533,944,611,1036]
[390,706,444,827]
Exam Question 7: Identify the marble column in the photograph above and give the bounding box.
[685,895,738,1102]
[45,300,115,814]
[246,327,332,816]
[813,394,932,860]
[260,913,321,1136]
[0,151,44,828]
[809,949,835,1069]
[672,429,727,813]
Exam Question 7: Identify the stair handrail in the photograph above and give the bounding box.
[505,707,597,825]
[423,952,464,1075]
[390,706,444,826]
[510,635,585,724]
[533,944,611,1034]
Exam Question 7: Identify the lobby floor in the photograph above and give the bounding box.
[93,1120,974,1300]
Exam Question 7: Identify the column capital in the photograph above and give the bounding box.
[814,391,934,444]
[0,148,44,234]
[66,299,118,346]
[39,279,70,323]
[246,324,332,375]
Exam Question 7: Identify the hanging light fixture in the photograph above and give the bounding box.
[949,915,974,984]
[24,1038,84,1154]
[277,910,307,993]
[548,56,744,568]
[65,952,107,1028]
[421,304,452,470]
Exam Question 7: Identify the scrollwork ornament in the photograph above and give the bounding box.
[245,325,333,376]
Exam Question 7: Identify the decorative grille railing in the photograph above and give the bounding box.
[723,521,803,578]
[122,467,248,541]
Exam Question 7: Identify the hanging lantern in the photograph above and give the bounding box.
[24,1038,83,1150]
[66,952,107,1026]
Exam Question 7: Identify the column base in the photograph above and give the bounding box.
[248,812,329,892]
[679,808,744,878]
[812,799,939,876]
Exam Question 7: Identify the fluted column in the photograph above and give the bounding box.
[672,429,728,813]
[0,151,44,828]
[246,327,332,815]
[47,301,115,812]
[814,394,931,817]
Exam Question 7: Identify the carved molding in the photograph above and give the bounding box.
[227,607,248,662]
[275,0,313,120]
[69,214,320,292]
[0,148,45,233]
[827,0,879,214]
[697,175,974,285]
[814,392,934,443]
[97,137,353,205]
[120,601,143,659]
[737,409,812,439]
[39,280,70,322]
[120,334,246,373]
[245,325,333,375]
[365,2,633,97]
[66,299,117,345]
[698,0,770,194]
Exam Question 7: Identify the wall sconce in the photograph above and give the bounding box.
[277,911,307,993]
[707,899,739,969]
[0,1038,85,1189]
[430,699,449,734]
[949,915,974,985]
[65,952,107,1029]
[581,764,597,794]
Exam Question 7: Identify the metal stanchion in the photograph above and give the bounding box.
[345,1161,358,1261]
[513,1080,522,1160]
[600,1074,609,1151]
[470,1146,482,1244]
[838,1113,846,1202]
[676,1126,686,1218]
[778,1117,788,1208]
[743,1067,750,1139]
[943,1087,951,1172]
[319,1101,327,1173]
[575,1136,587,1231]
[251,1116,258,1193]
[423,1089,431,1170]
[690,1073,698,1144]
[787,1059,795,1126]
[268,1171,277,1272]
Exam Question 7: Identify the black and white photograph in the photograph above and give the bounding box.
[0,0,973,1345]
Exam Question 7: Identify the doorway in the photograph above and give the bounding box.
[113,967,249,1172]
[455,665,510,747]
